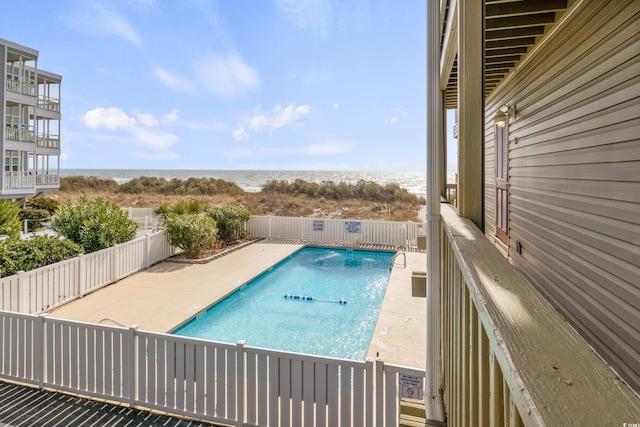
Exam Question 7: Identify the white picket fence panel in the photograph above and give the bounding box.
[0,310,424,427]
[247,216,423,248]
[0,230,174,314]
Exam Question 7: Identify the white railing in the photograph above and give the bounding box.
[37,135,60,148]
[247,216,422,248]
[5,80,36,96]
[38,98,60,112]
[4,127,35,142]
[0,231,174,313]
[4,173,35,190]
[0,310,423,426]
[35,173,60,186]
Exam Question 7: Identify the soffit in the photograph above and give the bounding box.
[442,0,569,109]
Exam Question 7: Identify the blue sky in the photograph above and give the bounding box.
[3,1,454,171]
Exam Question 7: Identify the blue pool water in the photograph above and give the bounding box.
[172,247,394,360]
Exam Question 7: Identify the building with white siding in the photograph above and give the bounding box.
[1,38,61,200]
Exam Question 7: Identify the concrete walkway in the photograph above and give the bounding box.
[50,241,426,368]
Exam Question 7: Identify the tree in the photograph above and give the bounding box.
[0,200,21,239]
[164,213,218,258]
[51,197,137,253]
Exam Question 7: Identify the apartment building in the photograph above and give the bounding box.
[1,38,61,200]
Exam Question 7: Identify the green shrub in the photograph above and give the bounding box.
[25,197,59,214]
[208,204,250,244]
[51,197,138,253]
[60,176,119,192]
[118,176,244,196]
[19,208,50,232]
[0,236,84,278]
[164,214,218,258]
[154,199,210,220]
[0,200,21,239]
[261,179,424,204]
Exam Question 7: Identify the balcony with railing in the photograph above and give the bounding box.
[5,79,36,97]
[35,173,60,186]
[37,134,60,149]
[439,204,640,425]
[4,172,35,190]
[38,97,60,113]
[4,126,36,143]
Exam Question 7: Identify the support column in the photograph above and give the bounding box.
[425,0,446,422]
[457,0,484,230]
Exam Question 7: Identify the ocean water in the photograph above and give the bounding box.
[60,169,433,197]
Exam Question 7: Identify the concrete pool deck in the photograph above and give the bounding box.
[49,241,426,369]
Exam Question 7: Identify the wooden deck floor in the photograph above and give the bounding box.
[0,381,223,427]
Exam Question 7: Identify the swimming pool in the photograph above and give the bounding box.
[172,247,394,360]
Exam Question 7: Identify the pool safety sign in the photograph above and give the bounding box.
[345,221,362,233]
[399,374,423,400]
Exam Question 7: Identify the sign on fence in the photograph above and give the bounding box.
[345,221,362,233]
[399,373,423,400]
[313,220,324,231]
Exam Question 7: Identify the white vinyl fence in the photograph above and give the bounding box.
[247,216,423,248]
[0,230,174,313]
[0,310,423,427]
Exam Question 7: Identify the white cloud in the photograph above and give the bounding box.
[277,0,331,36]
[60,151,69,161]
[80,106,180,158]
[153,67,194,92]
[249,104,310,132]
[233,126,249,141]
[333,103,339,109]
[81,107,136,130]
[388,116,398,124]
[136,112,159,127]
[62,1,143,48]
[194,51,260,98]
[162,109,180,124]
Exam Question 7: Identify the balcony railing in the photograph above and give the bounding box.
[440,204,640,426]
[4,172,35,190]
[37,135,60,148]
[6,80,36,97]
[35,173,60,186]
[38,97,60,112]
[5,127,36,143]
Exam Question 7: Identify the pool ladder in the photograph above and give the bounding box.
[389,250,406,270]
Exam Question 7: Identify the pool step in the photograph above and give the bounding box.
[399,398,447,427]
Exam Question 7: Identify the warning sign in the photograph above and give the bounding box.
[399,374,423,400]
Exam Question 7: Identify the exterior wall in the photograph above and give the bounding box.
[484,0,640,392]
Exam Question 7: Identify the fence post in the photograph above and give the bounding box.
[78,254,85,297]
[37,313,47,389]
[375,357,384,425]
[128,324,139,407]
[366,358,374,427]
[144,234,150,269]
[17,271,28,313]
[268,216,272,238]
[236,340,246,427]
[112,244,120,282]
